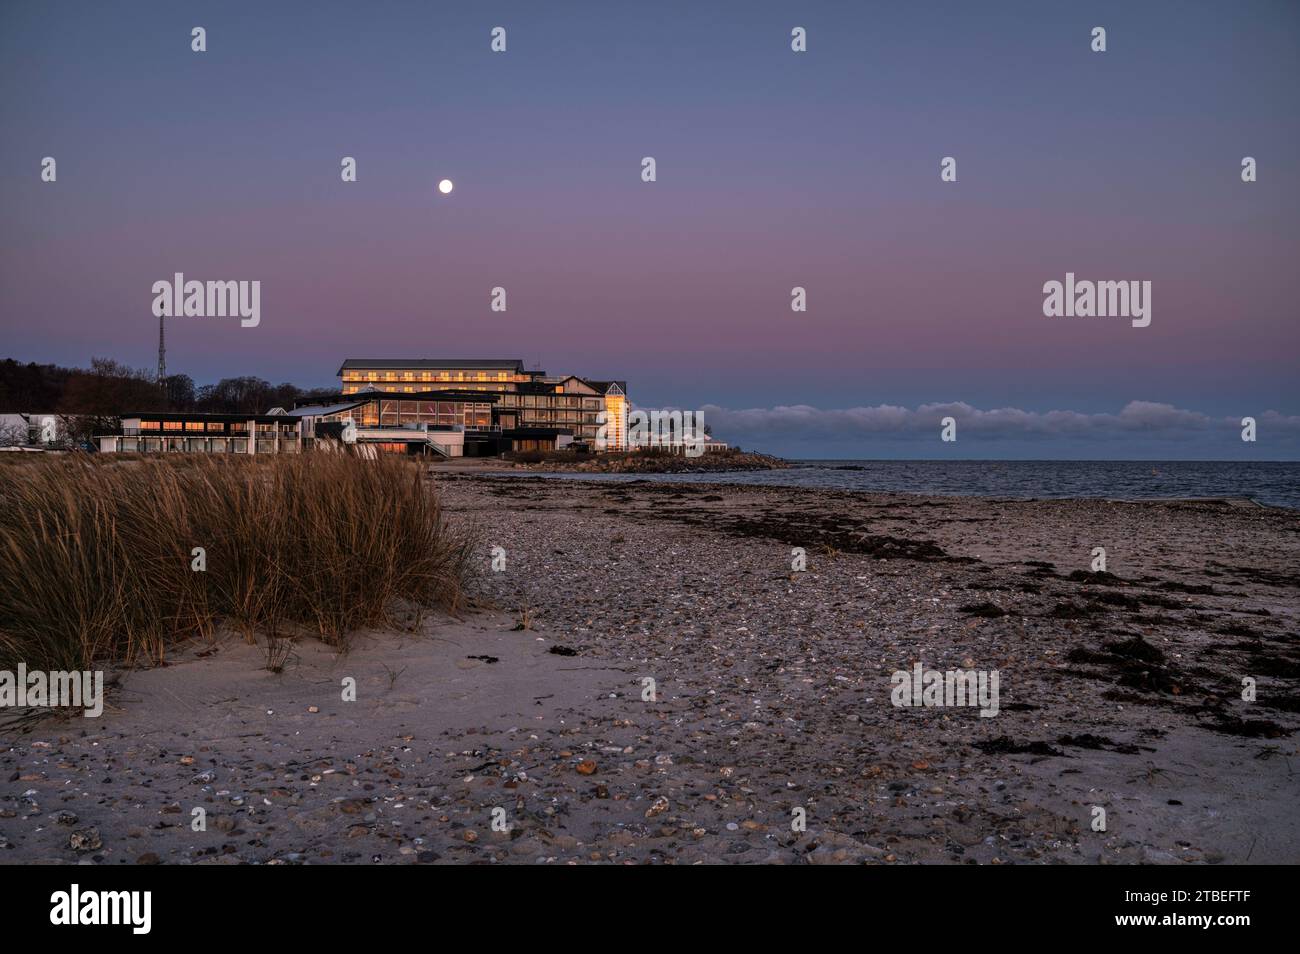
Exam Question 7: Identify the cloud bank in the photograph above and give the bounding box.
[690,401,1300,457]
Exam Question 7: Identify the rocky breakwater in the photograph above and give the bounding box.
[523,451,789,474]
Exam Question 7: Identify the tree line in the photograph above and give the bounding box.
[0,358,337,444]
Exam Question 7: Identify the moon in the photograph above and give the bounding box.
[438,178,454,194]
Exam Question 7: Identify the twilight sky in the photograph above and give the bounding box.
[1,0,1297,458]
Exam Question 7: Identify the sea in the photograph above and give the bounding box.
[517,460,1300,509]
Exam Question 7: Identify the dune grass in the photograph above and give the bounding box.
[0,452,471,673]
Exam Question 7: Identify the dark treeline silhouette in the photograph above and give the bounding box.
[159,373,337,415]
[0,358,337,432]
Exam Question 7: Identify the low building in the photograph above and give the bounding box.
[627,434,730,454]
[97,411,304,454]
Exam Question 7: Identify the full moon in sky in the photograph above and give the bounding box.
[438,178,454,194]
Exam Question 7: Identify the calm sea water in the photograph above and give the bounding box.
[519,460,1300,509]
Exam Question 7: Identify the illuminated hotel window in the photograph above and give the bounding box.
[206,422,224,432]
[140,421,160,430]
[163,421,183,431]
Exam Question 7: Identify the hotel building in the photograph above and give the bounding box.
[337,359,628,449]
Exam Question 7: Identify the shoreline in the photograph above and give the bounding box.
[2,472,1297,864]
[433,462,1294,510]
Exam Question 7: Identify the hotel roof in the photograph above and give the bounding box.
[301,389,500,404]
[121,411,296,424]
[337,358,527,374]
[580,379,628,395]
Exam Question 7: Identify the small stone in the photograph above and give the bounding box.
[69,827,102,852]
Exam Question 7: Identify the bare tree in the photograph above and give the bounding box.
[0,418,29,447]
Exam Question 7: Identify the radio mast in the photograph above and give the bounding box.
[157,313,166,386]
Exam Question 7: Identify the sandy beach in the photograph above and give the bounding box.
[3,473,1298,864]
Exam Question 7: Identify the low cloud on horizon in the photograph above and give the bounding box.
[688,401,1300,460]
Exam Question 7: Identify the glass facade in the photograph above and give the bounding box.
[317,397,493,430]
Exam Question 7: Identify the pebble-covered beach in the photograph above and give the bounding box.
[3,474,1298,864]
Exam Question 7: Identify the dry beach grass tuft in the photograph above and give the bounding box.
[0,453,471,673]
